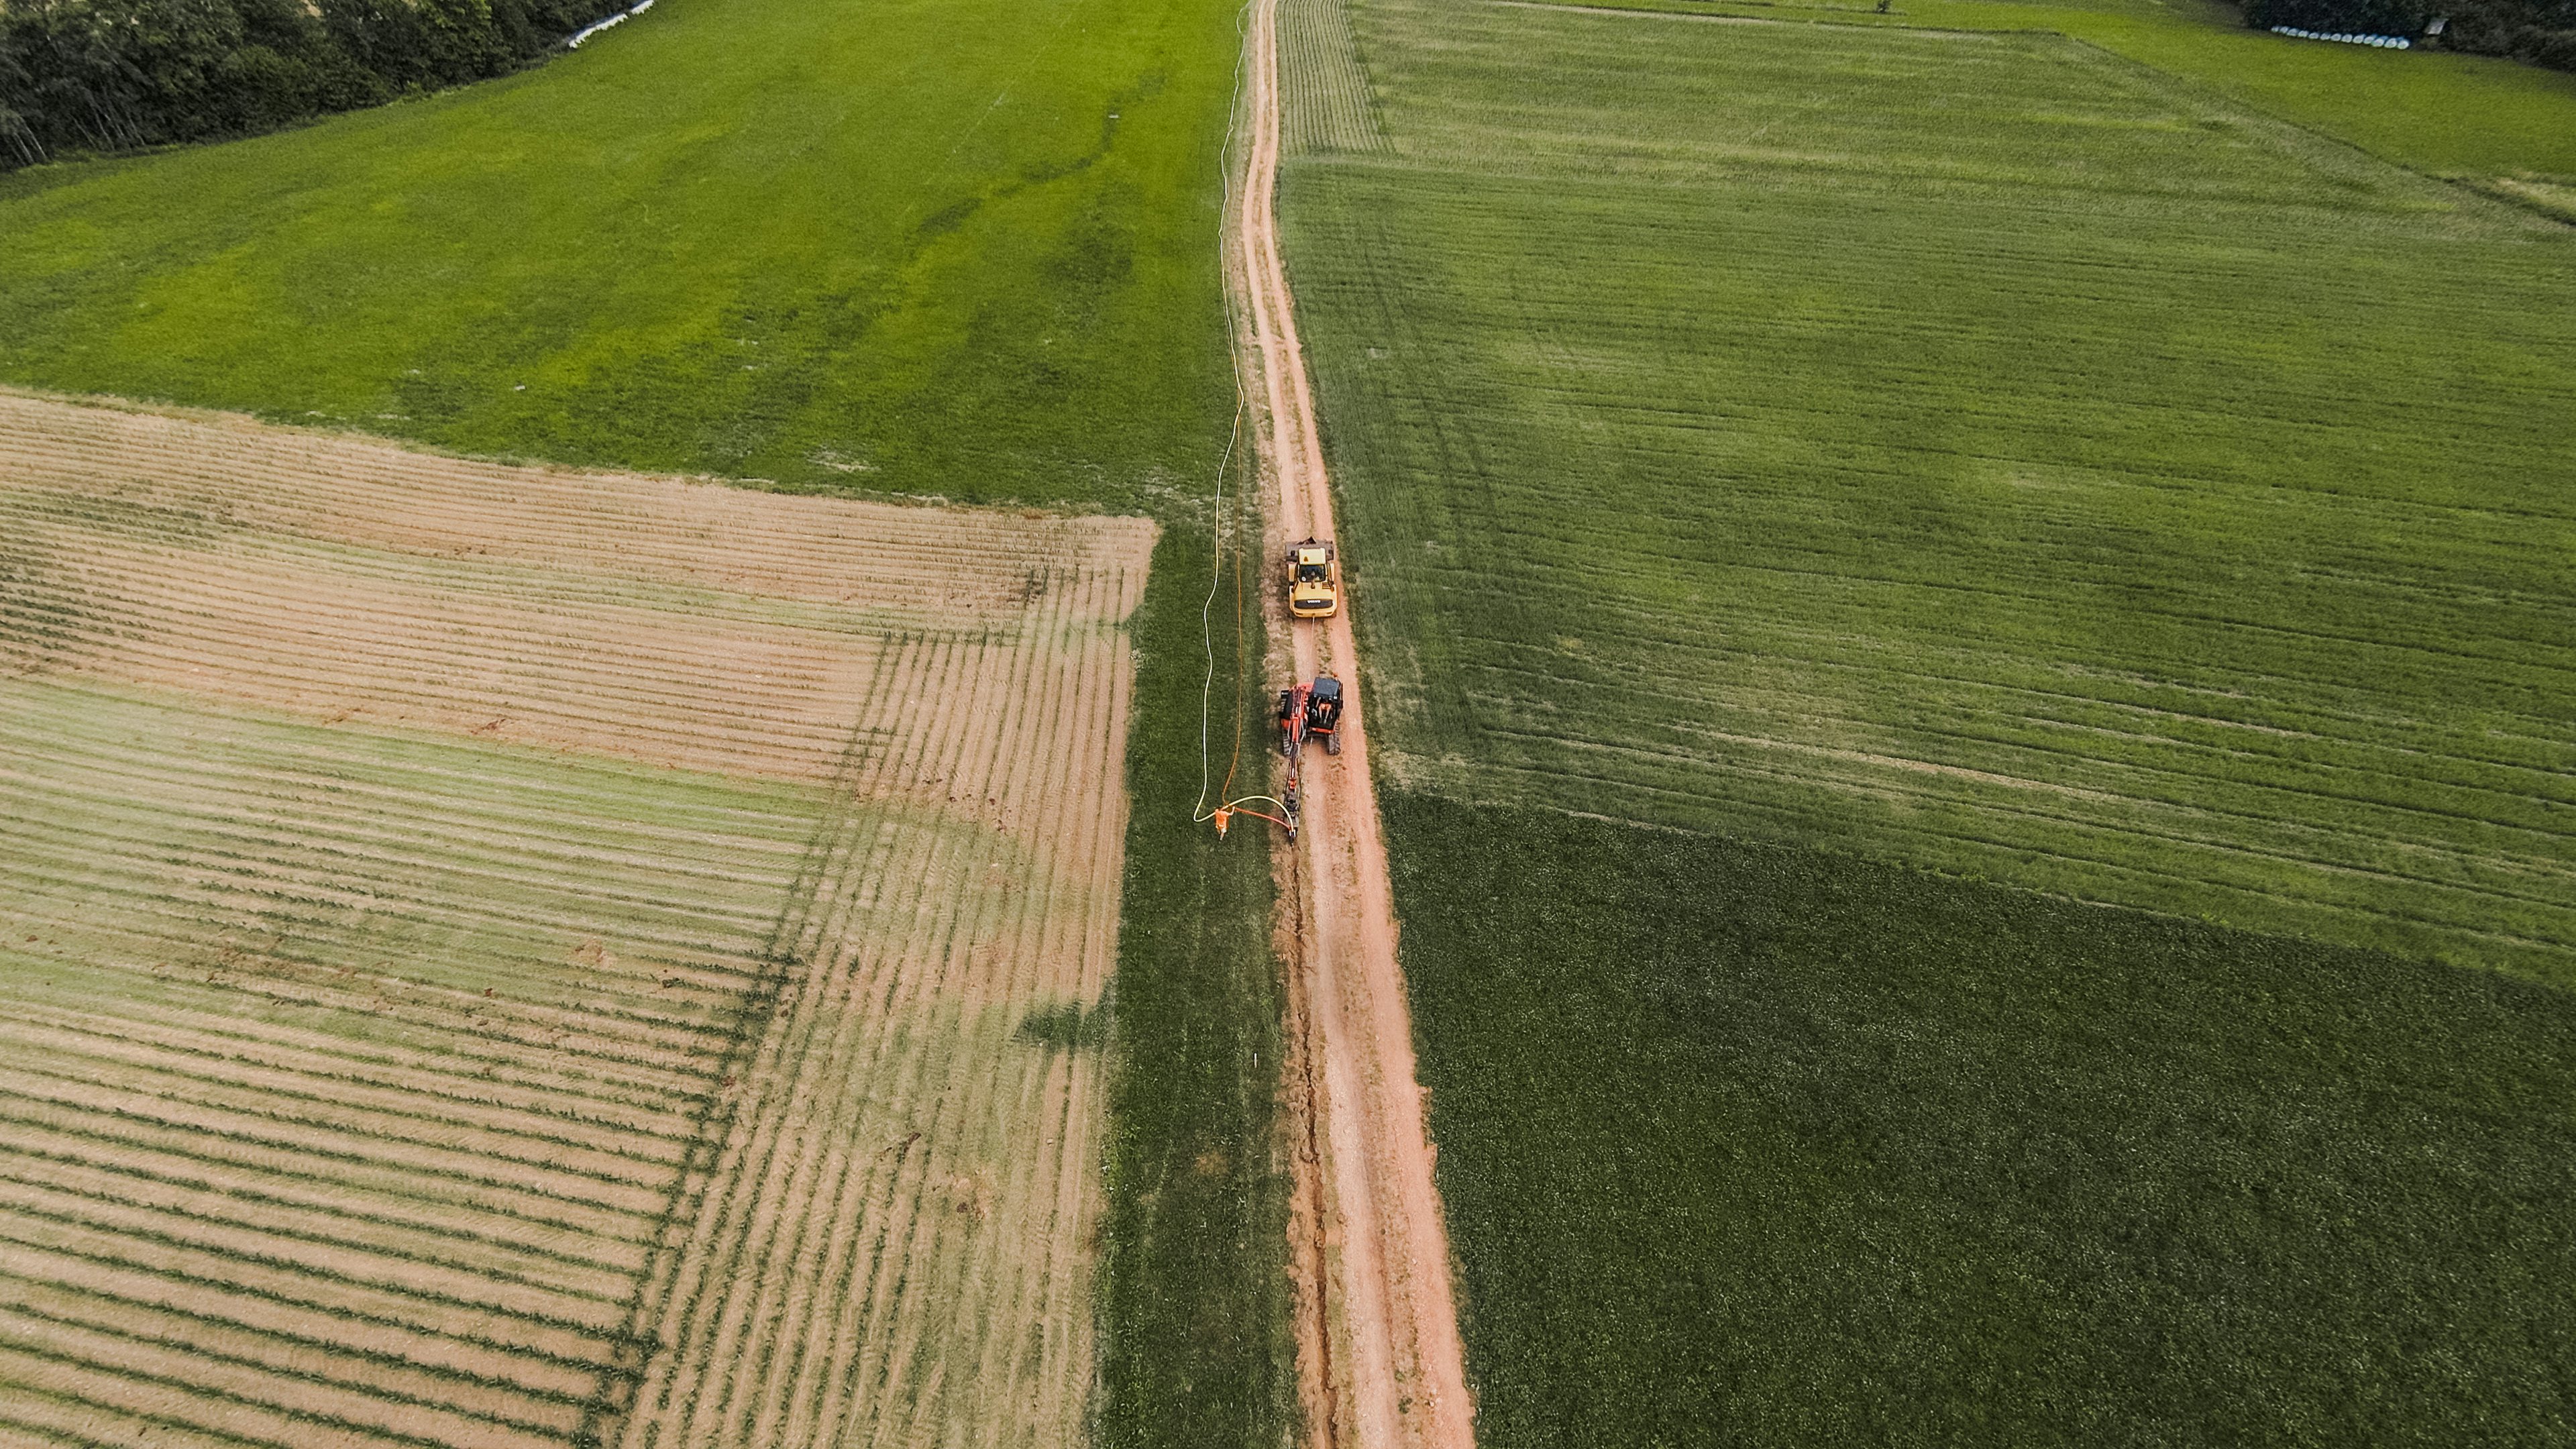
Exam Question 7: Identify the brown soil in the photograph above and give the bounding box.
[1236,0,1479,1444]
[0,1283,580,1448]
[0,1208,617,1368]
[5,1040,684,1181]
[0,1003,703,1144]
[0,1110,649,1269]
[0,1309,559,1449]
[0,1176,627,1330]
[0,390,1150,783]
[0,1365,254,1449]
[0,1071,676,1216]
[0,1150,636,1300]
[0,391,1142,619]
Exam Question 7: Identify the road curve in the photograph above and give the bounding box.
[1231,1,1478,1446]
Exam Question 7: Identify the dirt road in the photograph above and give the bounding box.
[1231,3,1477,1446]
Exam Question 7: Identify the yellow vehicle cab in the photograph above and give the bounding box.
[1286,538,1340,619]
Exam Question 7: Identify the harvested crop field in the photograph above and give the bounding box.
[0,390,1156,1448]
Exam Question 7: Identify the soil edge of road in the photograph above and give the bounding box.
[1227,2,1479,1446]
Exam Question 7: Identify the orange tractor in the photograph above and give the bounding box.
[1272,674,1344,837]
[1278,674,1343,758]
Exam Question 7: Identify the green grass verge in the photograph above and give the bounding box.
[1099,506,1299,1448]
[0,0,1295,1432]
[1385,792,2576,1448]
[1285,0,2576,979]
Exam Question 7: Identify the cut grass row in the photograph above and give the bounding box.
[1285,0,2576,979]
[0,682,786,1447]
[1383,794,2576,1447]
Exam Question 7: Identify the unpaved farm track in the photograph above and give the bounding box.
[0,390,1154,1448]
[1234,4,1477,1446]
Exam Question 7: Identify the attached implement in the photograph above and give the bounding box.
[1285,538,1340,619]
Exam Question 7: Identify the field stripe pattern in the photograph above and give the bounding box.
[1279,0,2576,977]
[616,568,1143,1448]
[1280,0,1389,156]
[0,393,1155,1448]
[0,685,796,1448]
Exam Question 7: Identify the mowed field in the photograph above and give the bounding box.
[1501,0,2576,187]
[0,390,1154,1447]
[1281,0,2576,979]
[1275,0,2576,1442]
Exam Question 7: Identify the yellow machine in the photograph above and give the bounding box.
[1286,537,1340,619]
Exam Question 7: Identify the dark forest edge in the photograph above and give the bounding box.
[2240,0,2573,68]
[0,0,632,169]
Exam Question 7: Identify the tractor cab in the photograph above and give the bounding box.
[1286,539,1340,619]
[1277,674,1346,759]
[1305,674,1343,753]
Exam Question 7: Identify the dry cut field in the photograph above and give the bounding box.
[0,390,1155,1448]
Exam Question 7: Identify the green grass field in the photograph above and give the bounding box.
[1386,794,2576,1448]
[1285,0,2576,980]
[0,0,1235,504]
[1279,0,2576,1438]
[1097,460,1296,1449]
[1511,0,2576,184]
[0,0,1291,1438]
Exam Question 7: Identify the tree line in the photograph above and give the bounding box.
[0,0,630,169]
[1,0,2568,177]
[2245,0,2575,70]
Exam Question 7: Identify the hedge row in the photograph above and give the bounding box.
[2245,0,2576,72]
[0,0,628,168]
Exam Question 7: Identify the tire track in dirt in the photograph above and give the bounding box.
[1234,1,1477,1445]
